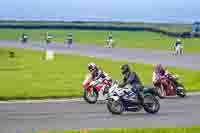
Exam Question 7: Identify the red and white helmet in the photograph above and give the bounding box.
[88,62,97,72]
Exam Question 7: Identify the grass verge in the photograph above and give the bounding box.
[0,29,200,53]
[0,47,200,100]
[35,126,200,133]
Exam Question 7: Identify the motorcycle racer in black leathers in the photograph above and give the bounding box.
[118,64,144,105]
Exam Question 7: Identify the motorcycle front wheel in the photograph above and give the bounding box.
[156,85,166,99]
[83,89,98,104]
[107,98,124,115]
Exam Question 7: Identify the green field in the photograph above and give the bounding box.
[0,29,200,53]
[0,47,200,100]
[35,127,200,133]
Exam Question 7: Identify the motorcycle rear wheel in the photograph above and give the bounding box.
[176,85,186,98]
[143,95,160,114]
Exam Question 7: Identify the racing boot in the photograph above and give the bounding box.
[103,85,109,95]
[137,91,144,106]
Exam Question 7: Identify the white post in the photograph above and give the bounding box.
[45,49,54,60]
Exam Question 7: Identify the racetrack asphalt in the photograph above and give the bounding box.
[0,41,200,132]
[0,95,200,132]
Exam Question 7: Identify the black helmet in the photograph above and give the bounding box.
[120,64,130,74]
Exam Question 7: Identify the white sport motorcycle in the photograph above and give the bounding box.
[106,81,160,115]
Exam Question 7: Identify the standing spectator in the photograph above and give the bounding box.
[44,32,54,60]
[174,38,183,56]
[20,33,28,44]
[106,32,114,48]
[45,32,53,45]
[108,33,113,40]
[66,33,73,48]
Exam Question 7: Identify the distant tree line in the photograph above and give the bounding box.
[0,24,199,38]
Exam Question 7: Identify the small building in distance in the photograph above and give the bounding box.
[192,21,200,33]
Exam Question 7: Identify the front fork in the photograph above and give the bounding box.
[87,87,95,96]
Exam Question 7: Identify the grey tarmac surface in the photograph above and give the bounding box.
[0,40,200,69]
[0,41,200,132]
[0,95,200,132]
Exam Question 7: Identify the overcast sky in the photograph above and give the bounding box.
[0,0,199,23]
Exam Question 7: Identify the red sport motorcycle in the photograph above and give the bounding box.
[154,74,186,99]
[82,74,112,104]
